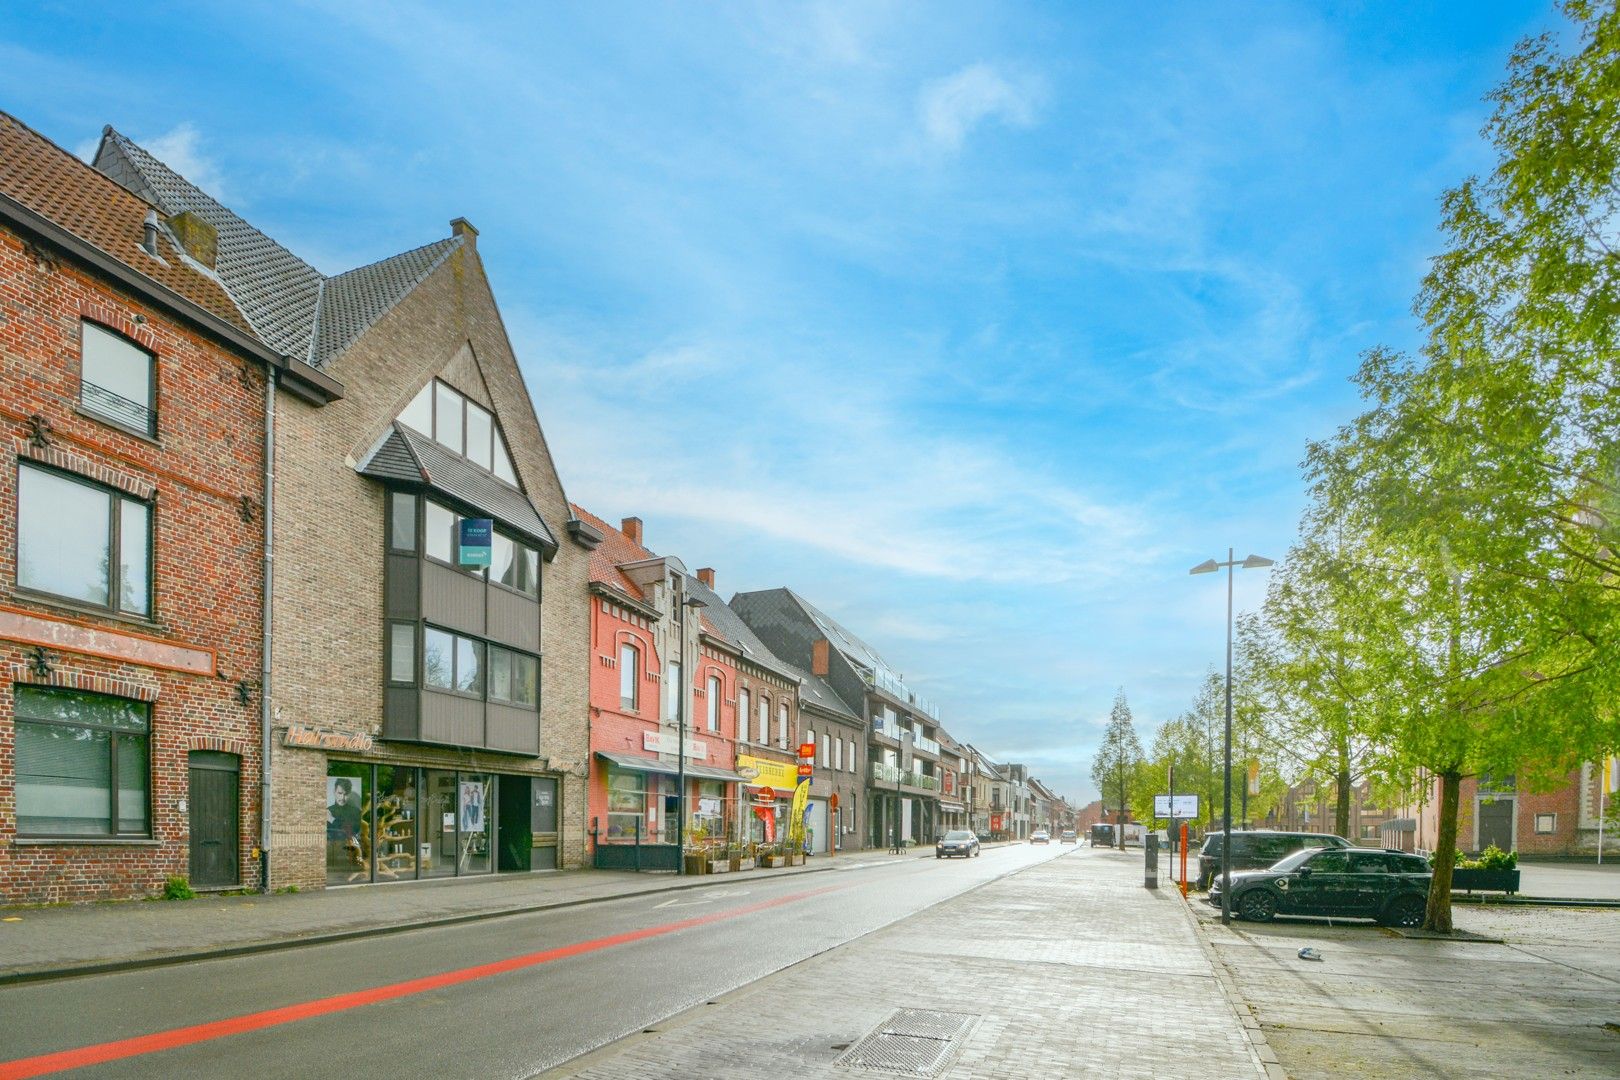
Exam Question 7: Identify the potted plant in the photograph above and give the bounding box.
[761,842,785,868]
[1444,844,1520,894]
[683,825,711,875]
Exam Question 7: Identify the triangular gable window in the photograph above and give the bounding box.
[398,378,519,486]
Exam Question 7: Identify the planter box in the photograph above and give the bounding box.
[682,852,709,875]
[1451,868,1520,894]
[707,860,728,874]
[734,858,755,872]
[761,855,784,868]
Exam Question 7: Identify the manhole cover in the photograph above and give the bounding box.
[835,1009,979,1076]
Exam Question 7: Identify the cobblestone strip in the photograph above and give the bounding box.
[1181,896,1288,1080]
[547,850,1264,1080]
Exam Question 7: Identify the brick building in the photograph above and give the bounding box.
[0,113,337,902]
[574,510,759,868]
[1397,765,1618,859]
[731,588,945,847]
[90,127,593,890]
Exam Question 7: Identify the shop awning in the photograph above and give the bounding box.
[939,802,966,813]
[595,750,747,784]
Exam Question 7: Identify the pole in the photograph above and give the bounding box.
[675,585,688,875]
[1222,546,1234,925]
[1599,757,1608,866]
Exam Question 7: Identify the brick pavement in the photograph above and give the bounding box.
[1194,900,1620,1078]
[550,848,1265,1079]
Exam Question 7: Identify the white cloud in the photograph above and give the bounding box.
[918,62,1040,151]
[140,123,231,203]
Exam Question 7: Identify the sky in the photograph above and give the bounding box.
[1,1,1572,804]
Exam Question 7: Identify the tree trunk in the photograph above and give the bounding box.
[1335,765,1352,840]
[1423,770,1461,933]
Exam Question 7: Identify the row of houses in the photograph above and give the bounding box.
[0,111,1074,903]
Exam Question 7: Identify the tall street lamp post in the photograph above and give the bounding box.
[1190,548,1274,924]
[675,590,706,875]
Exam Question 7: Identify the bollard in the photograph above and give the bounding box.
[1144,831,1160,889]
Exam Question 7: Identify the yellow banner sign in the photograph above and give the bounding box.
[737,754,799,791]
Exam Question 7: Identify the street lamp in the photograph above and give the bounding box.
[675,590,706,874]
[1190,548,1274,924]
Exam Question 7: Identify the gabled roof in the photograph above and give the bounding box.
[788,664,861,723]
[730,588,890,672]
[0,113,253,335]
[95,128,322,356]
[683,573,804,683]
[310,236,462,365]
[93,126,463,370]
[570,504,658,602]
[359,423,556,550]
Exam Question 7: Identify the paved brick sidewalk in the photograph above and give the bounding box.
[1193,900,1620,1079]
[550,849,1265,1080]
[0,848,937,981]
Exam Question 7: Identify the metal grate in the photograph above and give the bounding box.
[835,1009,979,1076]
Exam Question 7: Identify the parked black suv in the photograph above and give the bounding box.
[1197,830,1352,889]
[1207,848,1432,927]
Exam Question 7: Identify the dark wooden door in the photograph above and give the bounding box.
[1478,797,1514,852]
[188,751,240,887]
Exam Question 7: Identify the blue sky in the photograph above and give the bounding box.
[2,2,1567,803]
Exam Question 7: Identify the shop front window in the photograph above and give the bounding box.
[606,766,647,841]
[374,765,418,881]
[695,779,724,838]
[325,762,370,886]
[459,773,492,875]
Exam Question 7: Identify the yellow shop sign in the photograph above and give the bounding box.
[737,754,799,790]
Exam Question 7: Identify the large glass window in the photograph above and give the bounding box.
[435,382,463,454]
[666,661,681,722]
[489,645,539,707]
[15,686,150,837]
[619,643,640,710]
[17,464,152,617]
[424,501,456,563]
[606,766,648,841]
[455,636,483,694]
[326,762,370,886]
[424,627,455,689]
[80,321,155,435]
[491,533,539,596]
[465,402,493,470]
[706,675,721,732]
[401,379,518,486]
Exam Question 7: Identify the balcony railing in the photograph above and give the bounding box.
[910,732,941,756]
[870,761,940,791]
[81,381,154,436]
[863,664,940,721]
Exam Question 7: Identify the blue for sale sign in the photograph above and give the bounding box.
[459,518,493,567]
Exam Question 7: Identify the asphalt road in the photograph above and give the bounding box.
[0,843,1074,1080]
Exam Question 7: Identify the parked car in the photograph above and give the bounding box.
[1060,829,1078,844]
[1090,824,1115,847]
[1207,848,1432,927]
[1197,830,1352,889]
[1031,830,1051,845]
[936,830,981,859]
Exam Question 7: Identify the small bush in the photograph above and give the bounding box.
[278,884,300,894]
[162,875,195,901]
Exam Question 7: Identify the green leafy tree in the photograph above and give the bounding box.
[1091,688,1145,849]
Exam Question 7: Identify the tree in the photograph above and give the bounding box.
[1303,3,1620,930]
[1091,688,1145,849]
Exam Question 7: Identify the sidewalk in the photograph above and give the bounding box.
[1193,901,1620,1079]
[549,848,1268,1080]
[0,847,937,984]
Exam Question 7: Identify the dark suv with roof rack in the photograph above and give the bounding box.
[1197,830,1352,889]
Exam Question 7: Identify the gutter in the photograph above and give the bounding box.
[259,369,277,892]
[0,192,343,405]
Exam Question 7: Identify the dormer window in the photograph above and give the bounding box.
[399,378,518,485]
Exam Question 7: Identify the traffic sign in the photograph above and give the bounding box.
[830,792,839,811]
[758,786,776,802]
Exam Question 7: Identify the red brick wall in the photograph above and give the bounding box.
[0,225,266,903]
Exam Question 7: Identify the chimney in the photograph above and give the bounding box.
[811,638,830,677]
[696,568,715,589]
[621,517,643,545]
[165,211,217,268]
[451,217,479,249]
[141,211,159,257]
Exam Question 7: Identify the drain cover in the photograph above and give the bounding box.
[835,1009,979,1076]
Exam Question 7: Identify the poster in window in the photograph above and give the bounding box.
[459,781,486,833]
[326,775,364,843]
